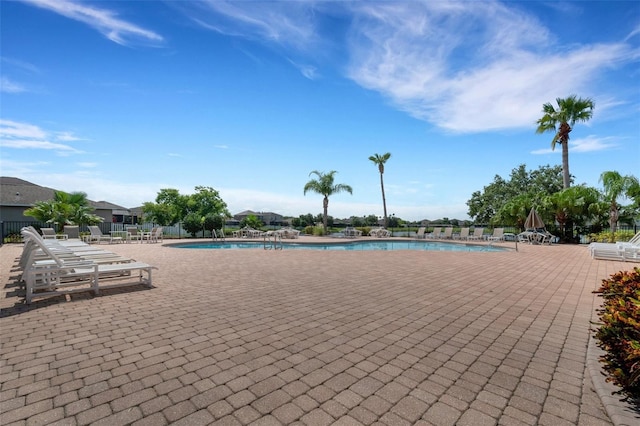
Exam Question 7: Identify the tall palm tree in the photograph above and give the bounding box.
[303,170,353,234]
[536,95,595,189]
[599,171,640,233]
[369,152,391,227]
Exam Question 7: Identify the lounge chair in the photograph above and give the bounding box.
[41,227,67,240]
[589,231,640,254]
[88,225,123,244]
[63,225,81,240]
[429,227,442,239]
[469,227,484,240]
[21,229,155,304]
[142,227,163,243]
[440,227,453,239]
[456,228,470,240]
[415,227,426,239]
[125,226,142,243]
[487,228,504,242]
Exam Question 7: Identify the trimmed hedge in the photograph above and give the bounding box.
[594,267,640,401]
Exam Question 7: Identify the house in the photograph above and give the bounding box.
[233,210,286,226]
[0,176,137,224]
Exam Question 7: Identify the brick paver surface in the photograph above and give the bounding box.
[0,238,633,424]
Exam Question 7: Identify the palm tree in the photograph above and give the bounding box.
[303,170,353,234]
[369,152,391,227]
[599,171,640,233]
[536,95,595,189]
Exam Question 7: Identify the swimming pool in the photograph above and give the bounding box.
[171,240,507,252]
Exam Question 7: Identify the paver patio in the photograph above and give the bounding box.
[1,238,638,425]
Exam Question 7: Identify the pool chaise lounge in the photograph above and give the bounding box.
[20,227,157,304]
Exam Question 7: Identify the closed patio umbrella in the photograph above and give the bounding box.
[524,207,545,230]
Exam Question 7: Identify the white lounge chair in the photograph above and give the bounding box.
[415,227,426,239]
[487,228,504,242]
[429,227,442,239]
[41,227,67,240]
[88,225,123,244]
[469,227,484,240]
[440,227,453,239]
[456,228,470,240]
[21,229,156,304]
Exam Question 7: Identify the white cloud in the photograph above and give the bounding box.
[0,119,83,154]
[0,76,27,93]
[346,2,634,133]
[571,135,619,153]
[531,135,619,154]
[20,0,163,47]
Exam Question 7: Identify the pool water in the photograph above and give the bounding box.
[171,240,506,252]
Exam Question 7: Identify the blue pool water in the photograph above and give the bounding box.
[171,240,506,252]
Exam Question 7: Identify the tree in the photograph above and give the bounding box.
[24,190,101,231]
[303,170,353,234]
[542,185,601,241]
[143,186,229,230]
[599,171,640,233]
[240,214,263,229]
[369,152,391,227]
[536,95,595,189]
[467,164,564,223]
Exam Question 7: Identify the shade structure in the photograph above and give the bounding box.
[524,207,545,230]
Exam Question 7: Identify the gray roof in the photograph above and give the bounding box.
[0,177,57,207]
[0,176,126,211]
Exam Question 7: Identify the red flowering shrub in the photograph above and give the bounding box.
[594,267,640,401]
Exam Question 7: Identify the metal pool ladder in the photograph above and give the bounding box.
[263,231,283,250]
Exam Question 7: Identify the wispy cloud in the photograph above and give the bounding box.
[20,0,163,47]
[181,0,319,51]
[531,135,619,154]
[345,1,636,133]
[176,1,637,134]
[0,119,83,154]
[1,76,27,93]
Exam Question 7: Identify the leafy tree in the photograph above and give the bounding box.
[182,212,204,237]
[536,95,595,189]
[203,214,225,234]
[467,164,564,223]
[599,171,640,233]
[24,190,101,231]
[303,170,353,234]
[495,194,535,231]
[143,186,229,230]
[240,214,263,229]
[143,189,188,226]
[542,185,601,241]
[369,152,391,227]
[364,214,379,226]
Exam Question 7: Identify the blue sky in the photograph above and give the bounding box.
[1,0,638,221]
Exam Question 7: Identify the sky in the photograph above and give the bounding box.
[1,0,639,222]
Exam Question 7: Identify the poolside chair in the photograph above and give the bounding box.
[125,226,142,243]
[487,228,504,243]
[88,225,122,244]
[41,227,67,240]
[440,227,454,239]
[429,227,442,239]
[469,227,484,240]
[456,228,470,240]
[415,227,426,239]
[63,225,80,240]
[21,228,155,304]
[142,227,163,243]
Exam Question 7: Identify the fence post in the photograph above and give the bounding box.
[0,221,3,246]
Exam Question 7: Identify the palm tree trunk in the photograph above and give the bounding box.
[380,173,388,227]
[323,197,329,234]
[561,141,571,189]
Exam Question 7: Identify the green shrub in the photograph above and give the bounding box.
[589,230,636,243]
[593,267,640,401]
